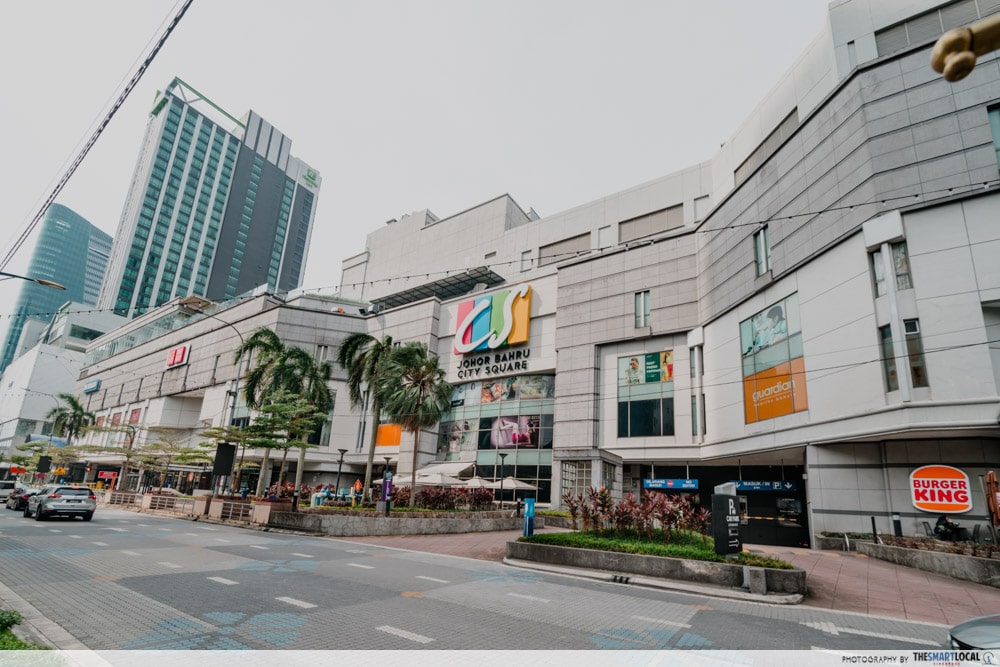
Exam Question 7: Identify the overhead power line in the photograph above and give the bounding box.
[0,0,195,272]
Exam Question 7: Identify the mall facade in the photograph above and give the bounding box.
[74,0,1000,546]
[335,0,1000,545]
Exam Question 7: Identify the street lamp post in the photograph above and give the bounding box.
[497,451,509,510]
[335,448,348,498]
[383,456,392,516]
[0,270,66,291]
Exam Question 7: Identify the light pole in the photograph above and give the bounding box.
[335,448,347,497]
[497,451,509,509]
[0,270,66,290]
[177,296,247,492]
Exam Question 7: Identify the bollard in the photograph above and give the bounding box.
[892,513,902,537]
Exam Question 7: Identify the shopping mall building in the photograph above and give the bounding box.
[77,0,1000,546]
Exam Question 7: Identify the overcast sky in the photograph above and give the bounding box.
[0,0,831,322]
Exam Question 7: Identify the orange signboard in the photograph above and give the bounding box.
[742,357,808,423]
[375,423,401,447]
[910,465,972,513]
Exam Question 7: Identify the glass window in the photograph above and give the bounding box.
[871,241,912,296]
[905,319,929,388]
[879,324,899,391]
[634,290,650,328]
[520,250,532,272]
[754,225,771,276]
[561,460,591,499]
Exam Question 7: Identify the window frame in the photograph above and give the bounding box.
[754,225,771,276]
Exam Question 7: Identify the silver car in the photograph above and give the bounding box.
[24,485,96,521]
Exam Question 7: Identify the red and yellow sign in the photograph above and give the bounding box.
[910,465,972,513]
[742,357,808,423]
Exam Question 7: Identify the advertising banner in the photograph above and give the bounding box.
[618,351,673,386]
[740,294,808,423]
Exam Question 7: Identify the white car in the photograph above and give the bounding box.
[0,480,16,501]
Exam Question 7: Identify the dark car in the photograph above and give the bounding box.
[5,486,40,512]
[24,485,97,521]
[948,614,1000,650]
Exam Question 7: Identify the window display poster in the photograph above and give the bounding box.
[740,294,808,423]
[619,351,673,385]
[481,415,539,449]
[450,381,482,407]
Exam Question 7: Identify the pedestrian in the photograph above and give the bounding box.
[935,514,959,541]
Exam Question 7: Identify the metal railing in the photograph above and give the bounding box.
[148,495,196,514]
[106,491,141,507]
[219,501,253,521]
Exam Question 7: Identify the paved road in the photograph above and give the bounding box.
[0,507,950,650]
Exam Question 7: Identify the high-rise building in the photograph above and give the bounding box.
[97,77,321,318]
[0,203,112,372]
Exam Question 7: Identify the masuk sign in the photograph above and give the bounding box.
[910,464,972,513]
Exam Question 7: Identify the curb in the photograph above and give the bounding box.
[502,557,805,605]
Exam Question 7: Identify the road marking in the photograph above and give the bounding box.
[507,592,550,603]
[121,551,140,556]
[276,596,317,609]
[291,552,313,558]
[69,535,82,539]
[416,576,450,584]
[159,528,172,531]
[48,529,62,533]
[103,527,126,532]
[800,621,938,646]
[198,526,217,531]
[348,563,375,569]
[93,542,108,546]
[207,577,238,585]
[377,625,433,644]
[214,538,231,543]
[157,562,182,569]
[184,533,199,536]
[346,549,367,554]
[631,615,691,628]
[137,524,150,527]
[249,545,269,550]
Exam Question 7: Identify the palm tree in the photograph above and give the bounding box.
[235,328,333,498]
[45,393,95,447]
[376,342,453,505]
[337,333,394,501]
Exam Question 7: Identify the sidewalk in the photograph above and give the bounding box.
[344,527,1000,625]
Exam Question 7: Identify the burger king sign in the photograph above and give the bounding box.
[910,465,972,513]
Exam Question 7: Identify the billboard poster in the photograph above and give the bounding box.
[477,415,540,449]
[740,294,808,423]
[618,351,673,386]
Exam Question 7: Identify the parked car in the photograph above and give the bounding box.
[0,480,16,502]
[5,486,40,511]
[948,614,1000,650]
[23,485,96,521]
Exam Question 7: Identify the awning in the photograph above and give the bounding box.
[24,434,68,448]
[415,461,475,477]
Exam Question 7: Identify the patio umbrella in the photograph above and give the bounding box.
[415,472,465,487]
[486,476,538,505]
[462,476,492,489]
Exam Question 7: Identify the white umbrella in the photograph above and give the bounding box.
[462,476,492,489]
[416,472,466,487]
[486,476,537,491]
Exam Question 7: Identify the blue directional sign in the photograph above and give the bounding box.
[644,478,699,490]
[733,480,797,492]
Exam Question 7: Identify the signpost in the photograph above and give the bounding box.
[733,480,797,492]
[644,478,698,490]
[711,483,742,556]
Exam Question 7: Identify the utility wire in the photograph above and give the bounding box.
[0,0,195,272]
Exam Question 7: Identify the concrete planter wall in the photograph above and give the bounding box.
[507,541,806,595]
[856,542,1000,589]
[268,509,537,536]
[815,535,874,551]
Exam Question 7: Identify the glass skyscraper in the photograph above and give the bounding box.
[0,203,112,371]
[98,77,321,318]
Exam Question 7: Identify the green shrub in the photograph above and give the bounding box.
[0,610,22,633]
[518,530,794,569]
[0,609,47,650]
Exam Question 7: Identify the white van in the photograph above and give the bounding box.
[0,480,17,501]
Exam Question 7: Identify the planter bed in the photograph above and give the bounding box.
[856,542,1000,588]
[506,540,806,595]
[268,509,540,536]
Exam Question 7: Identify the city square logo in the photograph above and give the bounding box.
[454,285,531,355]
[910,464,972,513]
